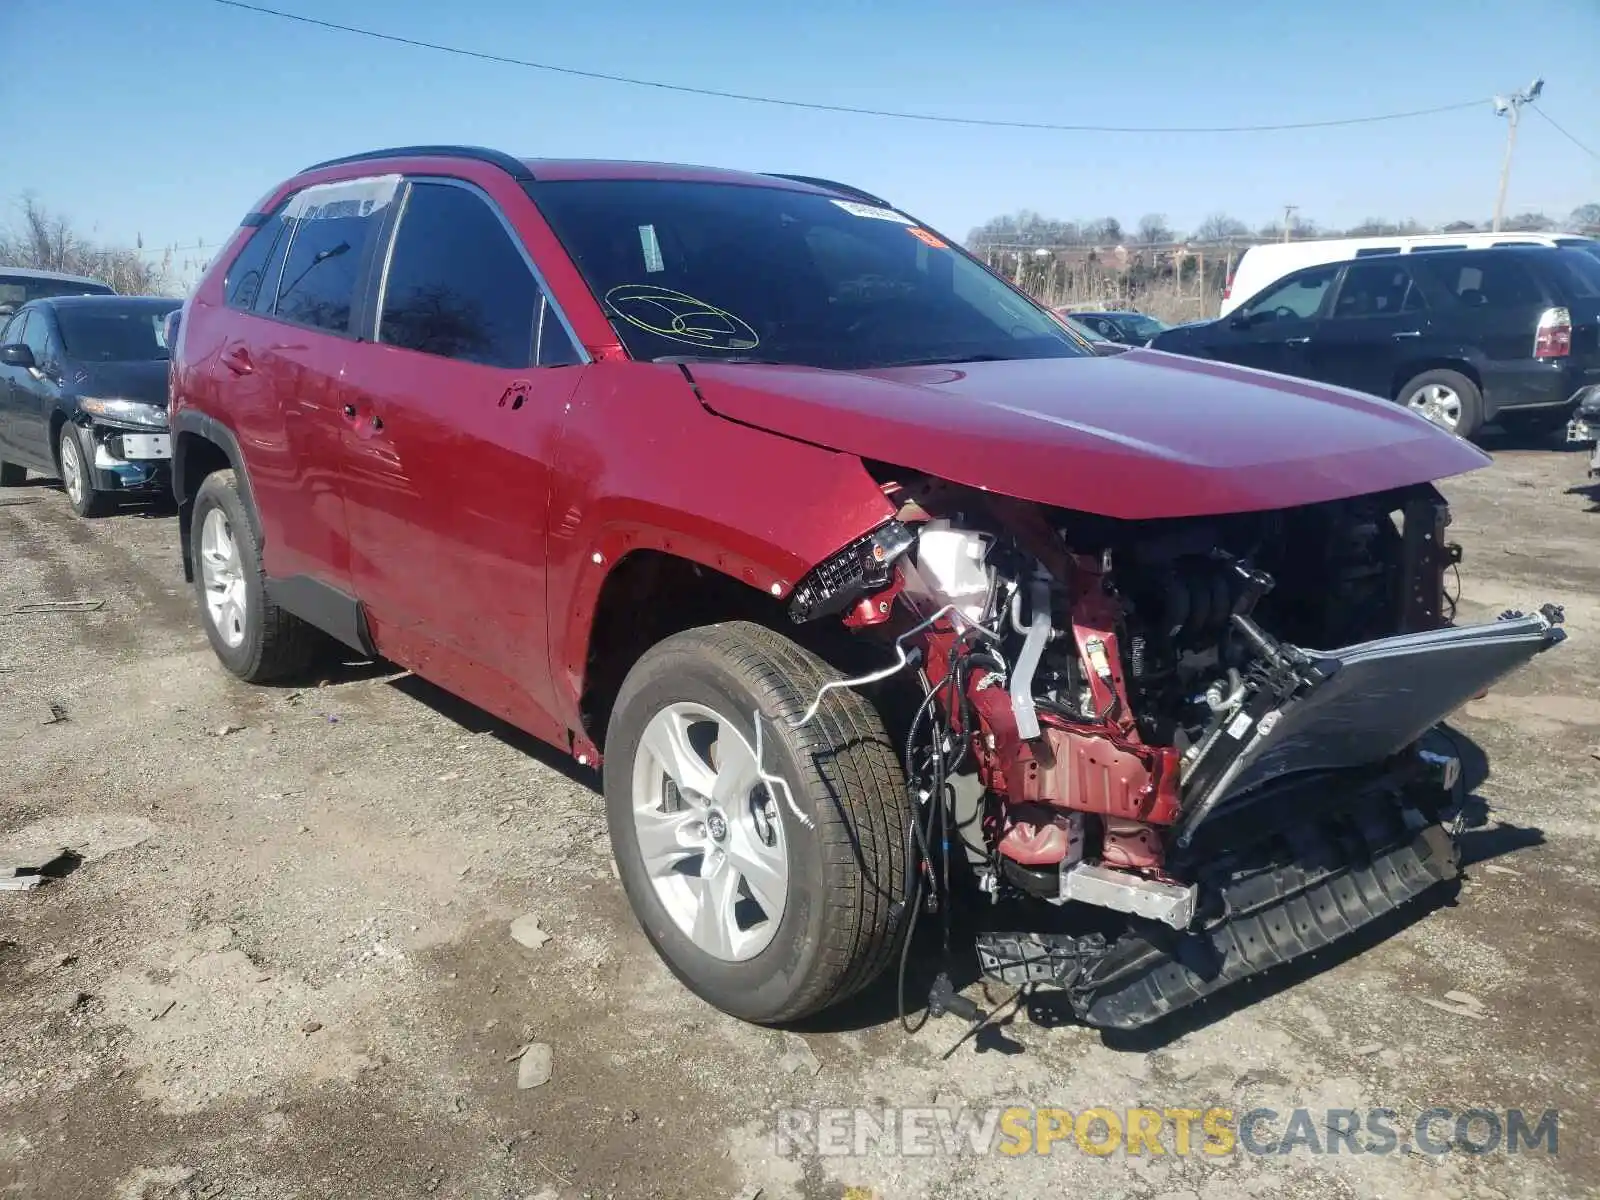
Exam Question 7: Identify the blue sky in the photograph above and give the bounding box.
[3,0,1598,276]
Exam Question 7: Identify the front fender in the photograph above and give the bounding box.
[546,362,894,743]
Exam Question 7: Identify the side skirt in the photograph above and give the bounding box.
[265,574,377,656]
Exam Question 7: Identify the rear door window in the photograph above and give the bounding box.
[1328,261,1425,319]
[377,180,579,369]
[268,176,399,335]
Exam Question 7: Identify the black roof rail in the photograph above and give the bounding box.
[300,145,534,183]
[765,173,892,209]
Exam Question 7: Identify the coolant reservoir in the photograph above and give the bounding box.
[908,521,994,622]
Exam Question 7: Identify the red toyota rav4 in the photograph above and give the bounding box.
[168,146,1564,1031]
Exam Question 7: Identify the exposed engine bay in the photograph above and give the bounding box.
[786,473,1566,1030]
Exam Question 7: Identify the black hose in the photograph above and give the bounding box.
[897,675,950,1034]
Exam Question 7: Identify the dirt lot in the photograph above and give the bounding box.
[2,440,1598,1200]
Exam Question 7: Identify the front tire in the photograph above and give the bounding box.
[58,426,112,517]
[190,469,318,682]
[604,621,908,1024]
[1397,369,1483,440]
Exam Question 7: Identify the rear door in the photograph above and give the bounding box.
[337,176,586,735]
[1195,263,1337,376]
[212,177,397,595]
[1309,259,1429,397]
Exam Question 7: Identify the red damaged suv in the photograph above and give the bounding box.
[167,147,1564,1031]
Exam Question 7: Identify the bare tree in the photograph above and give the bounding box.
[1501,211,1554,232]
[1192,213,1249,242]
[1441,220,1479,232]
[1571,203,1600,234]
[0,195,173,295]
[1135,214,1174,244]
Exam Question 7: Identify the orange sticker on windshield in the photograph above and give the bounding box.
[907,227,945,248]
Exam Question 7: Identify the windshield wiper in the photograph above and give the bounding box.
[650,354,785,365]
[875,353,1019,368]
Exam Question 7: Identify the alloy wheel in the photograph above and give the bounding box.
[1407,383,1462,431]
[199,506,247,649]
[629,701,789,961]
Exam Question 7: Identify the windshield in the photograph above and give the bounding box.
[56,303,180,361]
[1118,313,1169,340]
[530,180,1087,369]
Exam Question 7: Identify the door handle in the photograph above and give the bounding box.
[221,345,253,375]
[1392,330,1422,340]
[1284,336,1310,346]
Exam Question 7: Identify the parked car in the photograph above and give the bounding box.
[1150,245,1600,439]
[1568,385,1600,478]
[1064,309,1170,345]
[1049,308,1130,355]
[1220,231,1600,318]
[0,267,116,318]
[0,295,181,514]
[168,146,1561,1032]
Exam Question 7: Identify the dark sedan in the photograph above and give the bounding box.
[1065,309,1171,345]
[0,295,181,516]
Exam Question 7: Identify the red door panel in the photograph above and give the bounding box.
[339,339,582,742]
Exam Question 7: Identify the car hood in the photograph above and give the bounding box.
[686,351,1489,520]
[66,360,170,407]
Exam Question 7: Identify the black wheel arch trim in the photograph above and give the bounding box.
[171,410,262,583]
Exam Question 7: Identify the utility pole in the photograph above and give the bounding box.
[1492,78,1544,232]
[1282,205,1298,242]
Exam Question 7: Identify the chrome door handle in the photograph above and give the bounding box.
[1392,330,1422,340]
[1284,336,1310,346]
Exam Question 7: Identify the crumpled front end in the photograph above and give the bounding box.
[787,472,1566,1030]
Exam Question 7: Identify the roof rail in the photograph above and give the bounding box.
[300,145,534,183]
[765,174,892,209]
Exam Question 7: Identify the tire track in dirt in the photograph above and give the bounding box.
[0,503,127,656]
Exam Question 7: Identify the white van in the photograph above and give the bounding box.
[1218,232,1600,316]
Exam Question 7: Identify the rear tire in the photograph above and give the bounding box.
[1397,369,1483,440]
[58,426,113,518]
[604,621,908,1024]
[190,469,318,682]
[0,461,25,486]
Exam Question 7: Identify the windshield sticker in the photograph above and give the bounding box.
[604,285,759,350]
[284,174,401,222]
[906,226,946,248]
[831,199,914,224]
[638,224,665,273]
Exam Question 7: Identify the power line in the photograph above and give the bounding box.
[1530,104,1600,162]
[206,0,1489,135]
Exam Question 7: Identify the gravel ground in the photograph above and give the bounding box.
[1,438,1598,1200]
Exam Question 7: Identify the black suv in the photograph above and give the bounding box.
[1149,245,1600,439]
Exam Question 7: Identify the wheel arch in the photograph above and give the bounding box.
[1391,356,1482,401]
[171,411,258,583]
[567,524,894,763]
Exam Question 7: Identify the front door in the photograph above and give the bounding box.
[338,177,586,740]
[13,308,62,466]
[1209,263,1339,378]
[1309,260,1429,397]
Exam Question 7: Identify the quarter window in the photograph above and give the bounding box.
[270,176,398,334]
[1418,254,1543,309]
[378,181,577,369]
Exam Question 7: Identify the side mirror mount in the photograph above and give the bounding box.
[1228,311,1251,330]
[0,343,36,369]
